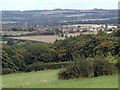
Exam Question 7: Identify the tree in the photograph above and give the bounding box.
[2,46,26,71]
[94,41,114,55]
[24,43,53,64]
[111,30,120,37]
[97,30,107,36]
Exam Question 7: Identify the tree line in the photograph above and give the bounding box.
[2,30,120,74]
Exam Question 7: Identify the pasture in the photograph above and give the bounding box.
[1,31,37,36]
[2,69,118,88]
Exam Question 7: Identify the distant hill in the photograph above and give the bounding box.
[2,9,118,26]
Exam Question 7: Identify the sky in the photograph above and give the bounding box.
[0,0,119,10]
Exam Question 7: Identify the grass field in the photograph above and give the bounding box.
[2,69,118,88]
[1,31,37,36]
[63,24,103,27]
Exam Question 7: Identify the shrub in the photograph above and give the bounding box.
[58,56,117,80]
[105,53,118,64]
[93,58,117,77]
[58,60,94,79]
[97,30,107,36]
[115,57,120,73]
[2,68,13,75]
[111,30,120,37]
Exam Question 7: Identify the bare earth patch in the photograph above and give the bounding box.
[40,80,48,83]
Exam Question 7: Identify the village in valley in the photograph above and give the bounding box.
[2,24,119,37]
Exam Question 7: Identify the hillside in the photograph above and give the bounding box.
[2,9,118,26]
[2,69,118,88]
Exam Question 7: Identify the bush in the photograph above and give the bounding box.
[93,57,117,77]
[111,30,120,37]
[58,57,117,80]
[2,68,13,75]
[58,60,94,79]
[115,57,120,73]
[97,30,107,36]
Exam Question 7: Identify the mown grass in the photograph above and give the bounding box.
[2,69,118,88]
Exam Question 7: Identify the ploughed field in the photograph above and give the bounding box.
[9,32,98,43]
[10,35,65,43]
[2,69,118,88]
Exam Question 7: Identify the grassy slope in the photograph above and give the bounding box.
[2,69,118,88]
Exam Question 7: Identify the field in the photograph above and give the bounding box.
[66,32,98,37]
[10,33,97,43]
[1,31,37,36]
[2,9,117,25]
[10,35,65,43]
[63,24,103,27]
[63,24,117,28]
[65,14,86,17]
[3,28,112,43]
[10,31,112,43]
[2,69,118,88]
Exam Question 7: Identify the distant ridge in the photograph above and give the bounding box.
[1,8,118,12]
[2,9,118,26]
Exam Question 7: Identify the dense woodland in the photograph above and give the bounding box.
[2,30,120,79]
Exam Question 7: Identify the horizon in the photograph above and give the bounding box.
[0,0,119,10]
[1,8,118,11]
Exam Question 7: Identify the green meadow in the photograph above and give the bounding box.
[2,69,118,88]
